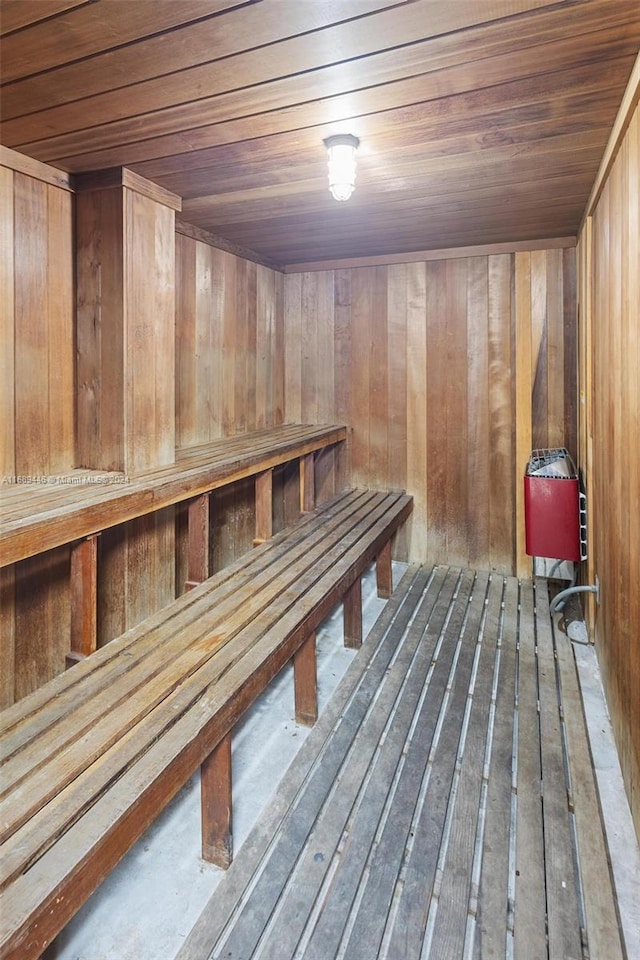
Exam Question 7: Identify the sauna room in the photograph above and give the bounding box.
[0,1,638,958]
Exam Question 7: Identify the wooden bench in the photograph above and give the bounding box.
[1,423,346,675]
[0,488,412,960]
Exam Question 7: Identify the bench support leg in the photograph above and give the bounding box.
[300,453,315,512]
[344,576,363,649]
[254,468,273,545]
[376,540,393,599]
[67,535,98,667]
[294,632,318,726]
[201,732,233,869]
[185,492,210,591]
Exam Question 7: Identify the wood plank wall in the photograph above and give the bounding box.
[578,100,639,837]
[174,231,285,578]
[0,158,74,706]
[284,248,576,574]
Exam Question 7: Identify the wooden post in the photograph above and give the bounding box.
[185,492,210,591]
[67,535,98,667]
[376,540,393,599]
[254,468,273,545]
[294,632,318,726]
[343,576,363,649]
[300,452,315,512]
[201,732,233,869]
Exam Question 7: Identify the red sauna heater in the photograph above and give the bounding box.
[524,448,587,563]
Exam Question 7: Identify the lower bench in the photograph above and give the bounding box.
[0,488,412,960]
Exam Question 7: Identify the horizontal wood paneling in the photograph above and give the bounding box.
[580,99,639,837]
[284,247,576,572]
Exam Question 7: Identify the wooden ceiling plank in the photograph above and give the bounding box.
[13,20,638,159]
[37,52,635,171]
[0,0,248,83]
[0,0,88,37]
[0,0,408,117]
[5,0,622,144]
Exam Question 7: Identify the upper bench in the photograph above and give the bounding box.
[0,424,347,567]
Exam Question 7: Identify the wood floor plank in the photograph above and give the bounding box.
[212,567,458,960]
[177,568,615,960]
[535,578,583,960]
[428,573,503,959]
[294,569,469,960]
[554,618,625,960]
[475,575,519,959]
[382,571,489,960]
[177,565,432,960]
[514,579,547,960]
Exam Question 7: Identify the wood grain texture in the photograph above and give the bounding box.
[284,246,575,572]
[175,232,284,448]
[580,98,640,837]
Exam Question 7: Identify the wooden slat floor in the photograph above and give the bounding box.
[178,565,624,960]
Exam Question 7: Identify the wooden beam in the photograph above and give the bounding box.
[344,576,363,649]
[75,167,182,211]
[175,218,282,272]
[255,469,273,544]
[300,452,315,513]
[185,492,210,591]
[293,632,318,727]
[283,237,576,274]
[201,732,233,869]
[67,535,98,667]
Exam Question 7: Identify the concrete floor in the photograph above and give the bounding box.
[48,564,640,960]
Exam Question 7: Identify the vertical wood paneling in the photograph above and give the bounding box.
[2,160,74,702]
[0,166,15,478]
[124,188,175,475]
[76,188,124,471]
[175,234,284,447]
[14,174,51,475]
[405,261,428,560]
[467,257,490,568]
[515,252,533,576]
[487,254,514,571]
[581,101,639,835]
[284,245,575,572]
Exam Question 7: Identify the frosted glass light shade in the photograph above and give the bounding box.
[324,134,360,202]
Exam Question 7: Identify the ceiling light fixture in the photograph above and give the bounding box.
[323,134,360,202]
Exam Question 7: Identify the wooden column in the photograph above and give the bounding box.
[185,492,210,590]
[376,540,393,599]
[300,452,315,512]
[294,632,318,726]
[201,732,233,869]
[254,468,273,545]
[343,576,363,649]
[67,535,98,667]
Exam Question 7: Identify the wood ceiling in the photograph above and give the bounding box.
[1,0,638,267]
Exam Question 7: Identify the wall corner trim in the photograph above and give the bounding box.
[75,167,182,211]
[0,145,74,191]
[581,50,640,225]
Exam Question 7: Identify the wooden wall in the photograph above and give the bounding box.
[578,93,639,835]
[175,230,284,448]
[174,230,285,578]
[284,246,576,573]
[0,152,75,706]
